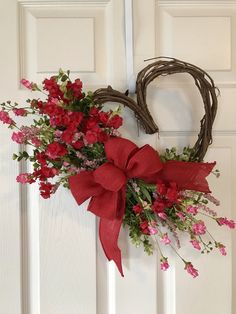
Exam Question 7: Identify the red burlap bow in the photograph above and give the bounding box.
[69,138,215,276]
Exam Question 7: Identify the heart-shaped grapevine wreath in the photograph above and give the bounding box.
[0,57,234,278]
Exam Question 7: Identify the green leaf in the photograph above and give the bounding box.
[140,186,152,203]
[61,74,68,82]
[22,151,29,158]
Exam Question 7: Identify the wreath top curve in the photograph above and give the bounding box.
[0,57,234,278]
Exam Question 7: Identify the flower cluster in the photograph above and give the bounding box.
[0,70,122,198]
[0,70,234,278]
[124,153,235,278]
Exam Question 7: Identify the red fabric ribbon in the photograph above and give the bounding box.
[69,138,215,276]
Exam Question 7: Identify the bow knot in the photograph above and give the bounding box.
[93,163,127,192]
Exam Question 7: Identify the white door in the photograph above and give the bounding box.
[0,1,235,314]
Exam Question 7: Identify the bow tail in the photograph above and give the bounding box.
[98,187,126,276]
[99,217,124,276]
[158,160,216,193]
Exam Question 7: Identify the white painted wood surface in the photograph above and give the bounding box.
[0,0,235,313]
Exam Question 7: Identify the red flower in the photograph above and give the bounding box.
[107,114,123,129]
[61,130,74,144]
[133,204,143,214]
[31,100,43,111]
[157,182,167,195]
[140,220,150,234]
[31,137,41,147]
[85,131,98,144]
[99,112,109,124]
[66,79,83,99]
[89,107,100,116]
[39,182,55,199]
[45,142,68,159]
[36,152,47,166]
[13,108,27,116]
[33,166,58,181]
[72,140,84,150]
[69,112,83,127]
[97,131,109,143]
[152,199,167,213]
[157,181,179,203]
[43,77,62,99]
[42,101,65,119]
[41,166,58,178]
[166,182,178,202]
[86,118,98,130]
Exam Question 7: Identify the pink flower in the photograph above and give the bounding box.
[176,212,185,221]
[160,233,171,245]
[192,221,206,235]
[203,193,220,206]
[160,259,169,271]
[217,243,227,256]
[217,217,235,229]
[187,205,198,215]
[13,108,27,116]
[11,131,25,144]
[190,239,201,250]
[185,262,199,278]
[16,173,33,184]
[148,227,158,235]
[158,212,167,220]
[226,220,235,229]
[0,110,14,125]
[54,130,63,137]
[219,246,227,256]
[20,79,33,89]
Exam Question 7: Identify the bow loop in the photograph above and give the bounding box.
[105,137,137,169]
[126,144,163,179]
